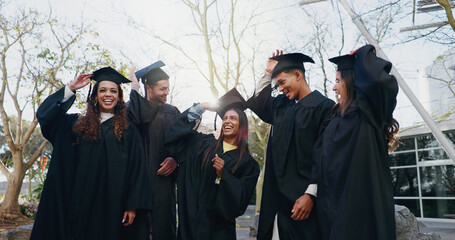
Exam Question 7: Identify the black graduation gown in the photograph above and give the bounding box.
[316,45,398,240]
[164,110,260,240]
[247,86,334,240]
[128,90,180,240]
[31,87,152,240]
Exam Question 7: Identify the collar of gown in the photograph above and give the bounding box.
[100,112,114,123]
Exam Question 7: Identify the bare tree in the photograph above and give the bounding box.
[0,6,121,220]
[125,1,274,232]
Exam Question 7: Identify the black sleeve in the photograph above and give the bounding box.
[127,90,160,125]
[124,124,153,211]
[163,106,182,158]
[164,109,212,164]
[354,45,399,125]
[36,87,77,144]
[310,100,336,185]
[246,85,275,124]
[213,156,260,220]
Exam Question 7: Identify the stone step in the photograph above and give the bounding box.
[0,224,32,240]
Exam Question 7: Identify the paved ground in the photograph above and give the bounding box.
[235,205,455,240]
[2,204,454,239]
[236,205,256,240]
[419,221,455,240]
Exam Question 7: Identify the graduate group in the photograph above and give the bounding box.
[29,44,400,240]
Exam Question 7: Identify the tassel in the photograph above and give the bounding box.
[86,83,92,102]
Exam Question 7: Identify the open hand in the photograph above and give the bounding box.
[129,65,141,92]
[265,49,283,74]
[68,73,92,92]
[129,66,139,84]
[200,102,217,112]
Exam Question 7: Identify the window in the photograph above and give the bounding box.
[390,131,455,219]
[391,168,419,196]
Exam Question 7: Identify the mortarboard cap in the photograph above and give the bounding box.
[329,54,356,71]
[212,88,246,131]
[270,53,315,79]
[135,61,169,86]
[91,66,131,85]
[216,88,247,118]
[87,66,130,102]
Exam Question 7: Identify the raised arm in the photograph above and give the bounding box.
[164,103,214,163]
[37,74,91,143]
[127,66,159,125]
[246,52,281,124]
[354,45,399,125]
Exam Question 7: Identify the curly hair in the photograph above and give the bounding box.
[386,118,400,152]
[73,81,128,141]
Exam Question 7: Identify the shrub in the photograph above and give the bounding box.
[20,200,39,220]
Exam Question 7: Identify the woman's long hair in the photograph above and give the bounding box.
[202,108,249,173]
[387,118,400,152]
[73,81,128,141]
[335,69,400,152]
[337,69,356,115]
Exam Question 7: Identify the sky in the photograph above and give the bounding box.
[1,0,454,183]
[1,0,453,129]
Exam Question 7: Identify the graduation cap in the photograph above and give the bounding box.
[214,88,247,130]
[328,54,356,71]
[135,61,169,86]
[87,67,130,101]
[216,88,247,117]
[270,53,315,79]
[91,66,131,85]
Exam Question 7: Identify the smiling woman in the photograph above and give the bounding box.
[31,67,153,240]
[221,110,240,140]
[164,88,259,240]
[97,81,120,113]
[316,45,399,240]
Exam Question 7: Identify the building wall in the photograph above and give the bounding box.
[391,121,455,220]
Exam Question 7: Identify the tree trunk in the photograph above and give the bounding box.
[0,157,26,220]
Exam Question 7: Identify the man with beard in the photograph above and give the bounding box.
[128,61,180,240]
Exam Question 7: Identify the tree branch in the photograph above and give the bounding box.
[0,159,10,179]
[436,0,455,31]
[21,118,39,146]
[24,140,49,170]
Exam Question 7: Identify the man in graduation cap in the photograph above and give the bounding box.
[247,51,335,240]
[128,61,180,240]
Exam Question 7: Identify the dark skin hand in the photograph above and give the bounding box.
[212,154,225,178]
[265,49,283,74]
[157,157,178,176]
[291,194,314,221]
